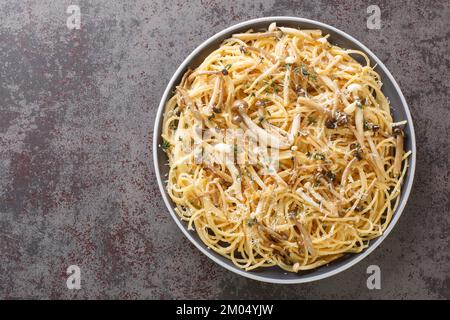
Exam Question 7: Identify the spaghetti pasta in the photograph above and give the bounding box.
[161,23,410,272]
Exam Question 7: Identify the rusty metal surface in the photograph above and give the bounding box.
[0,0,448,299]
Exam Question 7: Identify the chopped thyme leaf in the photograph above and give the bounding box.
[247,217,257,227]
[295,65,317,81]
[363,120,370,131]
[161,139,171,150]
[363,121,380,132]
[307,116,317,125]
[169,119,179,130]
[313,152,325,161]
[301,66,310,76]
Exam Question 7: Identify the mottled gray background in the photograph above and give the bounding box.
[0,0,448,300]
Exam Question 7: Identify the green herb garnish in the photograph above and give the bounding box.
[325,171,336,182]
[295,65,317,81]
[313,152,325,161]
[363,121,380,132]
[247,217,257,227]
[301,66,310,76]
[161,139,171,150]
[307,116,317,125]
[169,119,179,130]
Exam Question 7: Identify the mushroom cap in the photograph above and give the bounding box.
[232,99,249,112]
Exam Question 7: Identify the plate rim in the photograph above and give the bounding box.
[152,16,417,284]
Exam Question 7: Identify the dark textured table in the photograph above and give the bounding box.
[0,0,448,299]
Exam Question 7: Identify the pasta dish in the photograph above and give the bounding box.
[161,23,410,272]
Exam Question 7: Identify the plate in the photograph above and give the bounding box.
[153,17,416,284]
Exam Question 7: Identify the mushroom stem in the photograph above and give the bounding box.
[239,111,292,149]
[245,46,276,63]
[288,114,301,142]
[283,65,291,107]
[232,31,281,40]
[196,70,227,76]
[176,86,202,120]
[205,76,222,116]
[278,27,314,40]
[180,69,193,88]
[297,97,333,117]
[258,224,287,242]
[393,131,404,177]
[368,135,388,181]
[292,219,316,257]
[355,107,364,140]
[340,157,357,186]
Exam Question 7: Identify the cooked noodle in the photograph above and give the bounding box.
[161,23,410,272]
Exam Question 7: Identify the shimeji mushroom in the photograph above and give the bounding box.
[392,127,405,177]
